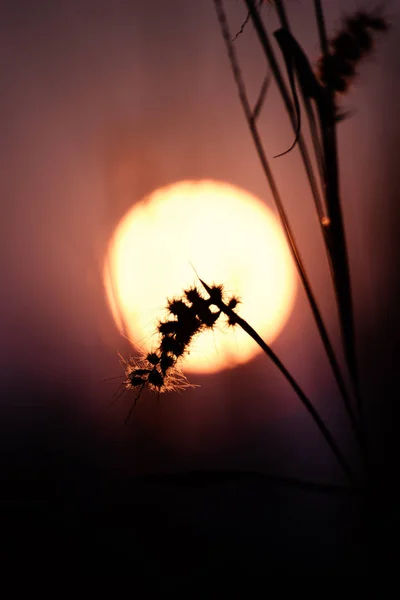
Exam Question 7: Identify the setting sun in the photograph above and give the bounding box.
[104,180,296,374]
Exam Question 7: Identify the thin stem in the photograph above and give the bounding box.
[313,0,364,428]
[313,0,329,56]
[243,0,324,219]
[124,384,144,424]
[273,0,367,469]
[274,0,326,214]
[199,278,357,485]
[214,0,364,467]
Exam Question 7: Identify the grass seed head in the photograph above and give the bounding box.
[207,284,224,305]
[158,320,180,335]
[346,18,373,54]
[146,352,160,365]
[168,299,192,319]
[148,368,164,389]
[332,31,362,62]
[160,353,175,374]
[317,9,388,93]
[129,373,146,387]
[160,335,186,357]
[185,287,202,304]
[228,296,240,310]
[228,312,239,327]
[201,308,221,328]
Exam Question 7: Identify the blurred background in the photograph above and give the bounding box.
[1,0,399,580]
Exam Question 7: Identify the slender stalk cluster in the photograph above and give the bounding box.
[113,1,390,486]
[317,11,388,93]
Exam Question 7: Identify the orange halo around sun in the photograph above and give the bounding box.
[104,180,297,374]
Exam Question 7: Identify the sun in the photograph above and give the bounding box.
[104,180,297,374]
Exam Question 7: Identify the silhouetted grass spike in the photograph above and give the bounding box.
[129,374,146,387]
[168,298,192,319]
[347,18,373,54]
[332,32,362,62]
[184,287,202,304]
[160,353,175,374]
[159,334,186,357]
[132,368,152,376]
[228,296,240,310]
[227,313,239,327]
[148,368,164,389]
[317,9,388,93]
[347,11,388,35]
[118,347,196,421]
[317,53,355,93]
[200,308,221,328]
[158,320,180,335]
[207,284,225,305]
[146,352,160,365]
[175,320,201,344]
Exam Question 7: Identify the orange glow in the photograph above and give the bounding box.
[104,180,297,374]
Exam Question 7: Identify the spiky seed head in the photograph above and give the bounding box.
[366,15,388,32]
[185,287,202,304]
[146,352,160,365]
[168,299,191,318]
[158,320,180,335]
[160,353,175,374]
[228,313,239,327]
[148,369,164,388]
[129,374,145,387]
[207,284,224,305]
[201,309,221,328]
[133,368,152,376]
[351,11,388,32]
[332,32,361,62]
[317,54,349,92]
[160,335,186,357]
[346,18,373,54]
[228,297,240,310]
[189,296,211,318]
[174,319,201,345]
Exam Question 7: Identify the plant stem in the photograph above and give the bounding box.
[313,0,328,55]
[199,278,357,485]
[274,0,326,214]
[312,0,365,439]
[243,0,324,219]
[214,0,364,468]
[273,0,368,472]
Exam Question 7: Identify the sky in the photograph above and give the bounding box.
[1,0,399,576]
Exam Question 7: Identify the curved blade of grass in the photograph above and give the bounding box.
[243,0,325,221]
[199,277,357,485]
[274,0,327,211]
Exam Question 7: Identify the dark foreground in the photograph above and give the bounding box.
[1,405,398,586]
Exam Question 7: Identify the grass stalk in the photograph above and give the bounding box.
[199,277,357,485]
[274,0,326,214]
[313,0,362,397]
[214,0,364,466]
[312,0,365,436]
[243,0,324,218]
[274,0,368,470]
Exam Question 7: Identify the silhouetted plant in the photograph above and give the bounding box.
[115,1,388,490]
